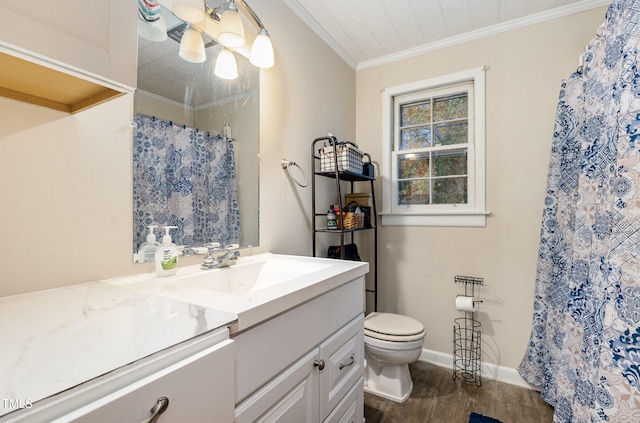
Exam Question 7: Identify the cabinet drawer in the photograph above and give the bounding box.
[319,314,364,421]
[323,376,364,423]
[52,339,235,423]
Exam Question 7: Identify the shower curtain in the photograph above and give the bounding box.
[518,1,640,422]
[133,114,240,251]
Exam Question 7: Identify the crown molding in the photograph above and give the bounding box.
[281,0,358,69]
[357,0,610,70]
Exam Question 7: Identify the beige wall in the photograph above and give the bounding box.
[355,7,607,374]
[0,0,355,296]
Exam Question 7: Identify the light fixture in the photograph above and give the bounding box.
[218,1,245,48]
[172,0,205,24]
[143,0,275,79]
[214,48,239,80]
[250,28,274,68]
[179,26,206,63]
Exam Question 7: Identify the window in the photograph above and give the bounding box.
[381,67,487,227]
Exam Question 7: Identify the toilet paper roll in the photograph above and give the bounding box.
[455,295,478,312]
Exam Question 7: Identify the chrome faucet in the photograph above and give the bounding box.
[201,243,240,270]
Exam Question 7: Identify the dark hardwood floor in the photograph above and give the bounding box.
[364,361,554,423]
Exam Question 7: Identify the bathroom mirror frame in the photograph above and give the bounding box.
[133,5,260,263]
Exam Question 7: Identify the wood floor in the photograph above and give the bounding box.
[364,361,555,423]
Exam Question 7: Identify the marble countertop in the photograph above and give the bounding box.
[0,281,237,417]
[0,253,368,418]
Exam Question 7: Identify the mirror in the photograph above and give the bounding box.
[133,6,259,262]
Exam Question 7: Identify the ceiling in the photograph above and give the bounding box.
[283,0,611,69]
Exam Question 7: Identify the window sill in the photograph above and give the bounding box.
[379,211,490,227]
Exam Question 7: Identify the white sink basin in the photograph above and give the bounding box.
[112,253,369,333]
[171,256,333,295]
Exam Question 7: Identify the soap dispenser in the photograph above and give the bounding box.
[155,226,179,277]
[138,225,159,263]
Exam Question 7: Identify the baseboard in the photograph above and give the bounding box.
[418,348,541,391]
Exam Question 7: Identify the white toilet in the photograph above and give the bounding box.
[363,312,426,403]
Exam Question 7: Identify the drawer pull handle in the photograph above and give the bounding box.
[314,359,325,370]
[339,353,355,370]
[142,396,169,423]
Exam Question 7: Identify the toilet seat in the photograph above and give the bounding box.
[364,312,425,342]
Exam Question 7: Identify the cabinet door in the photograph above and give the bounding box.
[323,377,364,423]
[0,0,136,87]
[318,314,364,421]
[52,339,235,423]
[235,350,320,423]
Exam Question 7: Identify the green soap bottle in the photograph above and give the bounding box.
[155,226,179,277]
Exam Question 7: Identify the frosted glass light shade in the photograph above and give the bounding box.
[250,28,274,68]
[179,27,206,63]
[173,0,204,24]
[214,49,238,80]
[218,3,244,48]
[138,14,167,42]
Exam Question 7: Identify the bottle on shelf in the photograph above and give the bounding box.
[327,205,337,230]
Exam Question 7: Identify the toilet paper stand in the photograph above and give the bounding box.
[453,275,483,387]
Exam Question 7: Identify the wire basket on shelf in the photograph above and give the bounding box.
[320,142,364,174]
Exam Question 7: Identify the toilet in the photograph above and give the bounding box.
[363,312,426,403]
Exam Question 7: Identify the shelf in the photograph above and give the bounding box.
[314,227,376,234]
[0,49,131,114]
[311,135,378,313]
[313,170,374,182]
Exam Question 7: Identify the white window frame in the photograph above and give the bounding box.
[380,67,488,227]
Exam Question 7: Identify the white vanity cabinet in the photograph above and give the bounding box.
[234,277,365,423]
[0,0,136,112]
[2,329,235,423]
[58,338,235,423]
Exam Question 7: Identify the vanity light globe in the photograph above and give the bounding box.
[138,14,168,42]
[250,29,274,68]
[172,0,205,24]
[215,48,239,80]
[179,27,206,63]
[218,3,245,48]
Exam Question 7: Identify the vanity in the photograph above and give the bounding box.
[0,254,368,423]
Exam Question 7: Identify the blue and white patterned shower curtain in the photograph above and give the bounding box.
[518,1,640,421]
[133,114,240,251]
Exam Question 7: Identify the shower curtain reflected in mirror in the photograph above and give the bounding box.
[518,1,640,421]
[133,114,239,258]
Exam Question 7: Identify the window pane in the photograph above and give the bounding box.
[432,177,467,204]
[398,153,430,178]
[400,127,431,150]
[401,102,431,126]
[434,121,468,146]
[433,94,467,121]
[399,180,430,205]
[433,149,467,177]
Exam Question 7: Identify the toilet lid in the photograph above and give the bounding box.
[364,312,425,341]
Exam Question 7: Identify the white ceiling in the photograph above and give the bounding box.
[283,0,611,70]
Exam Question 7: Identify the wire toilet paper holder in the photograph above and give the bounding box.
[453,275,483,387]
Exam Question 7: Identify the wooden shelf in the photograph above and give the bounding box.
[0,51,128,114]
